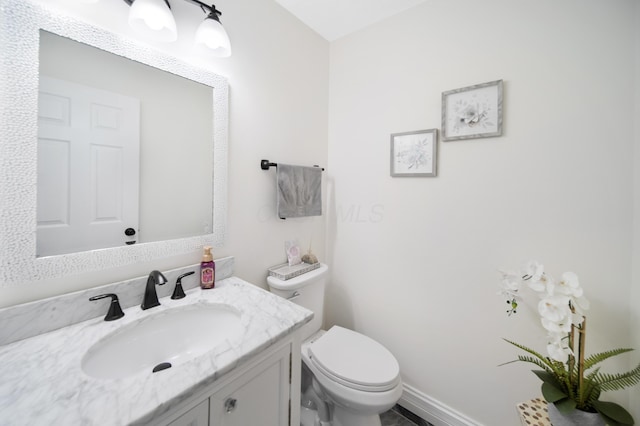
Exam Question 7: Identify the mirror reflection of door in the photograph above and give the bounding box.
[36,76,140,257]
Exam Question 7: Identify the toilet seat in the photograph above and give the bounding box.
[308,326,400,392]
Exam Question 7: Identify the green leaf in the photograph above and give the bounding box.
[578,376,601,407]
[533,370,564,389]
[515,355,554,374]
[554,398,577,414]
[541,382,567,403]
[503,339,554,369]
[592,400,634,425]
[584,348,634,370]
[592,362,640,392]
[597,413,624,426]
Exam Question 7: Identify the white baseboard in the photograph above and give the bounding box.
[398,384,482,426]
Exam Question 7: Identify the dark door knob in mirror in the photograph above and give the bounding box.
[124,227,137,245]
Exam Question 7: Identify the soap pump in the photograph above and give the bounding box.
[200,246,215,289]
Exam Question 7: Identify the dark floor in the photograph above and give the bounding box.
[380,405,433,426]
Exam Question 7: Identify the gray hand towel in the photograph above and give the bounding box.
[277,164,322,219]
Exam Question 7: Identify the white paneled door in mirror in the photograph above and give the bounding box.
[37,76,141,257]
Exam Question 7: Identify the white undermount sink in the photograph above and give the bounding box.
[81,303,243,380]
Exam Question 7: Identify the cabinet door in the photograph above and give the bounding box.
[168,400,209,426]
[210,346,290,426]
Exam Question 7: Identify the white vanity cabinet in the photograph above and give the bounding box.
[209,343,290,426]
[169,400,209,426]
[160,335,301,426]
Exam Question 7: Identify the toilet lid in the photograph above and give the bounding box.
[308,326,400,392]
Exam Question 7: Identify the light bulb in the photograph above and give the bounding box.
[128,0,177,43]
[194,17,231,57]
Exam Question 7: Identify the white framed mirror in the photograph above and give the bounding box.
[0,1,228,287]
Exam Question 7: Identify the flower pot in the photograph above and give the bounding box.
[547,403,605,426]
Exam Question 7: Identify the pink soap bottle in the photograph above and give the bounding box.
[200,246,215,289]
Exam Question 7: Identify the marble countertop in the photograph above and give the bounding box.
[0,277,313,426]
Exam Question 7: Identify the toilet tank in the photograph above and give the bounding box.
[267,264,328,341]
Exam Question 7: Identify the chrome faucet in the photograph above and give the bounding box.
[141,270,168,310]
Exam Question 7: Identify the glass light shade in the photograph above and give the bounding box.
[194,17,231,58]
[128,0,177,43]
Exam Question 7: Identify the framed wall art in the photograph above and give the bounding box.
[441,79,503,141]
[390,128,437,177]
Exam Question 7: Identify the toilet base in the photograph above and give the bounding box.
[299,403,382,426]
[332,405,382,426]
[301,405,328,426]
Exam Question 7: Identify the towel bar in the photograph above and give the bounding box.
[260,159,324,171]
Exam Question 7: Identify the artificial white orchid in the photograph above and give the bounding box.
[498,261,640,426]
[497,270,522,313]
[522,260,544,281]
[556,272,583,297]
[546,333,574,361]
[498,261,587,353]
[538,296,573,340]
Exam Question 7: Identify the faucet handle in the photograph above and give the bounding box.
[171,271,195,299]
[89,293,125,321]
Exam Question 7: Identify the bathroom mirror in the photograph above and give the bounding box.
[37,31,214,257]
[0,1,228,286]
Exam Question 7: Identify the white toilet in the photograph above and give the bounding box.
[267,264,403,426]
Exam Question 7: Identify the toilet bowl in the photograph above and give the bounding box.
[267,264,403,426]
[303,327,403,426]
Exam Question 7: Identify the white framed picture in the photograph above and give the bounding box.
[442,80,503,141]
[390,128,437,177]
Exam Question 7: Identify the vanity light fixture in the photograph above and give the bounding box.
[193,3,231,57]
[127,0,177,42]
[122,0,231,57]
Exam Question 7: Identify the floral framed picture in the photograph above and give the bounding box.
[441,79,503,141]
[390,128,437,177]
